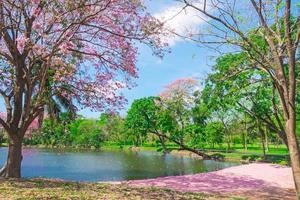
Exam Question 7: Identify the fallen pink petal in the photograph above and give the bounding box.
[125,163,296,199]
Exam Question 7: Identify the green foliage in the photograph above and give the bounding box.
[43,120,65,145]
[241,154,261,162]
[26,49,299,156]
[126,97,160,136]
[99,113,130,145]
[28,113,104,148]
[125,97,174,146]
[0,129,4,146]
[205,122,224,148]
[74,120,103,148]
[185,124,206,147]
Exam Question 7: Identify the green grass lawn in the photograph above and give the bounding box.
[226,144,288,155]
[101,142,290,165]
[101,142,288,154]
[0,179,243,200]
[203,144,289,164]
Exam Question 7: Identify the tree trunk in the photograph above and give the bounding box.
[153,131,212,159]
[226,140,230,153]
[0,129,4,146]
[224,128,230,152]
[221,119,230,152]
[264,126,269,152]
[0,162,7,177]
[0,138,22,178]
[257,119,266,159]
[261,131,266,159]
[243,131,248,151]
[286,117,300,199]
[244,116,248,151]
[37,111,44,130]
[158,135,167,153]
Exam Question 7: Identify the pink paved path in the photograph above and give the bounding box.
[124,163,296,199]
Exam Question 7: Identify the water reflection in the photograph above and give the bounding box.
[0,147,237,182]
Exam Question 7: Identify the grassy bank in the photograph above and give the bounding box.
[100,143,290,164]
[0,179,242,200]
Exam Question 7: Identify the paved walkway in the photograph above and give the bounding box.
[124,163,296,199]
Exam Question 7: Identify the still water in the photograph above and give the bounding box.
[0,147,237,182]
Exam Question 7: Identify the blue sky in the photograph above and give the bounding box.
[1,1,299,118]
[80,0,220,118]
[0,0,220,118]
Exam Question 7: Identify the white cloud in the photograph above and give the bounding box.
[154,2,207,46]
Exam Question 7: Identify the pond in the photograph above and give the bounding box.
[0,147,238,182]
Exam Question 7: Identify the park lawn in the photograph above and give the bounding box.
[0,179,243,200]
[101,142,289,164]
[226,144,288,155]
[101,142,289,154]
[197,143,288,155]
[203,144,289,164]
[207,152,289,164]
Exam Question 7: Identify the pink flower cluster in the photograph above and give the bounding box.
[0,0,167,114]
[159,77,199,103]
[16,36,29,53]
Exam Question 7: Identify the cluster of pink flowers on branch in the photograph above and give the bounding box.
[159,77,199,105]
[0,0,167,133]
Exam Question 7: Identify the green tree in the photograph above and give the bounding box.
[0,129,4,146]
[205,122,224,148]
[189,91,211,148]
[178,1,300,195]
[204,53,287,146]
[75,120,103,148]
[125,97,166,148]
[126,97,211,158]
[99,113,129,146]
[160,78,198,144]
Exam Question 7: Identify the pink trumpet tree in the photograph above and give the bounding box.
[160,77,199,106]
[0,0,165,178]
[159,78,199,144]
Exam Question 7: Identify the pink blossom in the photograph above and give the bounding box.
[31,0,40,4]
[16,36,29,53]
[32,21,42,29]
[31,7,41,17]
[159,77,199,103]
[0,0,167,120]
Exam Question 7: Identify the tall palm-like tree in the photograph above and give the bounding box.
[37,95,76,128]
[36,61,76,128]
